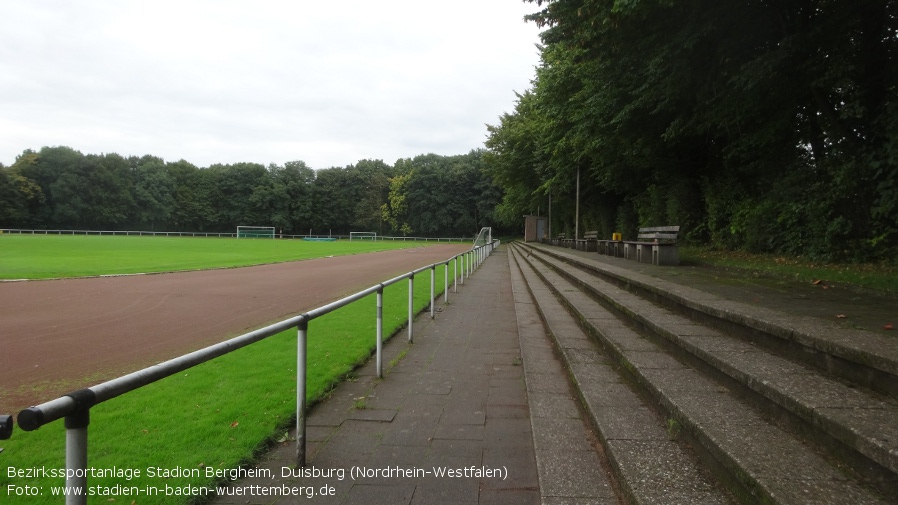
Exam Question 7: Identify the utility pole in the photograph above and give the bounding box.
[575,167,580,240]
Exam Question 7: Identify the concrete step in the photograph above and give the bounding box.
[509,246,737,505]
[509,243,894,505]
[525,244,898,400]
[518,244,898,485]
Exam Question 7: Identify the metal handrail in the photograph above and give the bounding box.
[14,239,499,504]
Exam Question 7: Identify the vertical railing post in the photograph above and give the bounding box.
[65,409,89,505]
[296,319,308,467]
[454,256,458,293]
[460,254,465,285]
[444,261,449,303]
[430,265,435,319]
[376,287,384,378]
[408,274,414,343]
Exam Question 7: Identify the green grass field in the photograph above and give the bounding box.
[0,234,431,279]
[0,235,465,504]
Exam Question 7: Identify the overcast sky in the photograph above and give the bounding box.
[0,1,542,170]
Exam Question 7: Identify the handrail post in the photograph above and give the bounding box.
[65,408,89,505]
[407,274,414,343]
[376,287,384,378]
[453,256,458,293]
[430,265,435,319]
[443,261,449,303]
[296,319,308,467]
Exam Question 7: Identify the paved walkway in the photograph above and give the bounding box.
[211,244,601,504]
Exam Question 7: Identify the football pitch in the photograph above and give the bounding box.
[0,234,436,280]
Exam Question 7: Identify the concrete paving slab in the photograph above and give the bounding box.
[346,408,397,422]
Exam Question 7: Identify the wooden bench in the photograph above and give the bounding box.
[622,226,680,265]
[576,230,599,252]
[551,233,566,247]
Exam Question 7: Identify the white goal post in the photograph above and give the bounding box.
[349,231,378,241]
[473,227,492,248]
[237,226,276,239]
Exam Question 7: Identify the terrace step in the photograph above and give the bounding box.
[508,242,896,505]
[509,246,736,505]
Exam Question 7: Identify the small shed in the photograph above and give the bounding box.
[524,215,548,243]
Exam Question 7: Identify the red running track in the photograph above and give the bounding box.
[0,244,470,411]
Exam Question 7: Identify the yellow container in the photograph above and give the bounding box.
[612,232,622,241]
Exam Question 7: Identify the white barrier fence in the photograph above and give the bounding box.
[0,228,472,243]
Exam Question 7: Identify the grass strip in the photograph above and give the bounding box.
[0,235,432,280]
[681,246,898,296]
[1,264,452,504]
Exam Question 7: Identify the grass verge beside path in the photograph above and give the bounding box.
[0,235,431,280]
[1,264,453,504]
[681,246,898,297]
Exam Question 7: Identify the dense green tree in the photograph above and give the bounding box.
[15,146,83,226]
[3,144,505,238]
[206,162,269,230]
[310,167,354,234]
[52,153,134,229]
[485,0,897,260]
[383,151,500,237]
[130,155,175,230]
[268,160,316,234]
[351,159,393,234]
[0,161,43,227]
[168,159,214,231]
[382,170,413,236]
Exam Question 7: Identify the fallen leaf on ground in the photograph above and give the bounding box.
[230,421,239,428]
[835,314,847,319]
[884,323,894,330]
[812,279,822,285]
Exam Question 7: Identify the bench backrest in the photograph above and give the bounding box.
[583,231,598,240]
[637,225,679,243]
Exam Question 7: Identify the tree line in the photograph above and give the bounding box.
[0,146,502,238]
[486,0,897,262]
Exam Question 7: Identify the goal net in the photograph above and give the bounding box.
[349,231,377,241]
[473,227,492,248]
[237,226,276,239]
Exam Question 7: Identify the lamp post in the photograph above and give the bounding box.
[575,167,580,241]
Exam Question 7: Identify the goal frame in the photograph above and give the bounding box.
[237,226,276,239]
[349,231,378,241]
[473,227,492,248]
